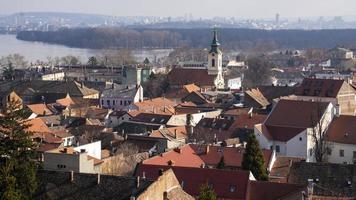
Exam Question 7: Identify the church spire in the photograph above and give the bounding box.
[210,28,220,54]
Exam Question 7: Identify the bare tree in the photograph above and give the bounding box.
[0,54,28,69]
[309,104,332,163]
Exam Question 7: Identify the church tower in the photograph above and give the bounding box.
[207,28,224,89]
[207,28,223,76]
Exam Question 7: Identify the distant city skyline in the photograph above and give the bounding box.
[1,0,356,20]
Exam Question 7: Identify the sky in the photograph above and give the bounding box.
[0,0,355,19]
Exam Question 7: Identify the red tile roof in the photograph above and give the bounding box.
[262,99,330,142]
[150,126,189,139]
[27,104,53,115]
[295,78,345,98]
[231,114,268,130]
[26,118,52,134]
[167,68,216,87]
[135,164,251,200]
[143,144,273,169]
[326,115,356,145]
[133,97,176,114]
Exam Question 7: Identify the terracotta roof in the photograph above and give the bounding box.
[295,78,345,98]
[263,99,330,142]
[26,118,52,134]
[56,96,75,107]
[181,91,208,105]
[135,164,251,200]
[247,181,305,200]
[184,84,200,93]
[133,97,176,114]
[269,156,304,182]
[150,126,188,140]
[143,144,273,169]
[85,108,110,120]
[27,104,53,115]
[165,84,200,100]
[231,114,268,130]
[167,68,216,87]
[326,115,356,145]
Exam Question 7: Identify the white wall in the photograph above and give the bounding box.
[328,142,356,164]
[74,141,102,159]
[286,130,308,158]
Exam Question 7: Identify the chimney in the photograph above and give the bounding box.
[70,171,74,182]
[206,145,210,154]
[142,172,146,180]
[63,148,68,153]
[136,176,140,188]
[174,129,177,139]
[97,173,101,184]
[158,168,164,176]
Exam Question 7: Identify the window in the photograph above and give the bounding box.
[120,100,123,105]
[121,117,124,120]
[107,100,110,106]
[353,151,356,159]
[124,101,127,106]
[113,100,115,105]
[299,137,302,141]
[270,146,273,150]
[212,59,215,67]
[340,149,344,157]
[275,145,280,153]
[309,149,313,156]
[229,185,237,192]
[101,100,104,105]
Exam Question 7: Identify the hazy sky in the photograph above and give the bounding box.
[0,0,354,19]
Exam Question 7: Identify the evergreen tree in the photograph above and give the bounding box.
[217,156,225,169]
[198,184,217,200]
[88,56,98,67]
[3,62,15,80]
[0,99,37,200]
[242,134,268,181]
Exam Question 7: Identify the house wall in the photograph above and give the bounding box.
[136,169,192,200]
[227,77,242,90]
[327,142,356,164]
[108,113,132,128]
[74,141,102,159]
[286,130,308,158]
[41,72,65,81]
[337,82,356,115]
[44,152,79,172]
[254,125,272,150]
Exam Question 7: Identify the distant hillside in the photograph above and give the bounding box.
[16,28,356,50]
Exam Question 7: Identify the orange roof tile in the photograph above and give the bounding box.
[26,118,52,134]
[143,144,273,169]
[56,96,75,107]
[27,104,53,115]
[326,115,356,145]
[133,97,176,114]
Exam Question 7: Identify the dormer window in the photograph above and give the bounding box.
[229,185,237,192]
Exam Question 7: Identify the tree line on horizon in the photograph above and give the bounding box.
[16,27,356,51]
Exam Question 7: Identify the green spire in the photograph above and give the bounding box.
[210,28,221,54]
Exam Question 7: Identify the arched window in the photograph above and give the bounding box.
[212,59,215,67]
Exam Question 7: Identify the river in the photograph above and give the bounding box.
[0,34,173,63]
